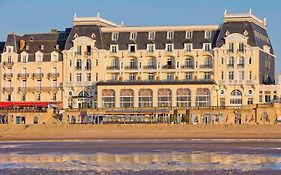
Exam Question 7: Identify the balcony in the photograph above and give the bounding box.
[181,65,194,69]
[162,65,175,69]
[106,66,120,70]
[85,66,91,71]
[237,64,245,68]
[227,64,234,68]
[18,73,29,79]
[3,73,13,79]
[143,65,157,69]
[48,73,59,79]
[199,64,213,69]
[85,52,92,56]
[75,66,82,71]
[125,65,138,70]
[3,61,14,67]
[18,86,60,92]
[3,87,13,93]
[32,73,44,79]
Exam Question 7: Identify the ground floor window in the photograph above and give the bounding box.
[158,89,172,107]
[176,88,191,107]
[102,89,115,108]
[120,89,134,108]
[195,88,210,107]
[139,89,153,107]
[230,90,242,105]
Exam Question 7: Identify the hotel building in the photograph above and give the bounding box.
[0,11,280,124]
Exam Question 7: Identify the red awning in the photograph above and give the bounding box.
[0,102,13,107]
[0,102,49,107]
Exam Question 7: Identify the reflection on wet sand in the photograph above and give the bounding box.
[0,151,281,171]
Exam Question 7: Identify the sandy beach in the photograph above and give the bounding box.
[0,124,281,141]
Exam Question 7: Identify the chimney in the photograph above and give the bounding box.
[51,28,58,33]
[19,39,25,50]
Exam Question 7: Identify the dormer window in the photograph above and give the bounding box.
[40,45,44,50]
[184,43,193,52]
[36,54,43,62]
[148,32,155,40]
[110,44,118,53]
[166,44,174,52]
[186,31,193,39]
[147,44,155,53]
[204,31,212,39]
[130,32,137,40]
[30,37,33,41]
[55,45,60,49]
[203,43,212,51]
[112,32,119,41]
[51,54,58,62]
[167,31,174,40]
[129,44,136,53]
[22,55,28,63]
[26,45,30,50]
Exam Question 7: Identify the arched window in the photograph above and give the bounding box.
[195,88,210,107]
[129,58,137,69]
[102,89,115,108]
[86,59,91,70]
[139,89,153,107]
[165,58,175,69]
[177,88,191,107]
[185,57,194,68]
[78,91,89,98]
[158,89,172,107]
[76,59,82,70]
[228,57,234,66]
[120,89,134,108]
[33,117,38,124]
[205,57,212,67]
[230,90,242,105]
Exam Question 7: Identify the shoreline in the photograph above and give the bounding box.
[1,124,281,141]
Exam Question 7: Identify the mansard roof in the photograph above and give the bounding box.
[0,42,5,53]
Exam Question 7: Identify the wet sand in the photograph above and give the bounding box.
[1,124,281,141]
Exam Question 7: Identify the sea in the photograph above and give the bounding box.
[0,139,281,175]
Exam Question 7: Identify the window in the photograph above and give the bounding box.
[86,46,91,53]
[148,73,155,81]
[120,89,134,108]
[249,71,252,80]
[239,43,244,52]
[204,31,212,39]
[36,54,43,62]
[166,44,174,52]
[148,32,155,40]
[203,43,211,51]
[185,72,193,80]
[185,58,193,68]
[21,94,26,101]
[111,73,118,81]
[76,59,82,70]
[102,89,115,108]
[22,55,28,63]
[87,73,91,81]
[239,71,244,80]
[96,59,98,66]
[76,45,82,55]
[177,88,191,107]
[184,43,193,52]
[129,58,137,68]
[229,42,234,52]
[221,71,224,80]
[167,31,174,39]
[147,44,155,53]
[51,54,58,62]
[76,73,82,82]
[195,88,210,107]
[229,71,234,80]
[158,89,172,107]
[52,93,57,101]
[186,31,193,39]
[69,60,72,67]
[139,89,153,107]
[204,72,212,80]
[96,73,98,81]
[130,32,137,40]
[110,45,118,53]
[221,58,224,65]
[228,57,234,67]
[248,98,253,104]
[249,57,252,65]
[85,59,91,70]
[238,57,245,67]
[112,32,119,41]
[129,73,136,81]
[36,94,41,101]
[167,73,174,80]
[69,73,72,82]
[230,90,242,105]
[129,44,136,53]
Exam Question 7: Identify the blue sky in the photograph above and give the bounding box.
[0,0,280,74]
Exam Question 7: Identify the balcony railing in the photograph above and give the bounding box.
[85,66,91,70]
[48,73,59,79]
[162,65,175,69]
[237,64,245,68]
[227,64,234,68]
[75,66,82,70]
[143,65,157,69]
[125,65,138,70]
[85,52,92,56]
[199,64,213,69]
[18,86,60,92]
[106,66,120,70]
[18,73,29,79]
[32,73,44,79]
[181,65,194,69]
[3,73,13,79]
[3,62,14,67]
[3,87,13,92]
